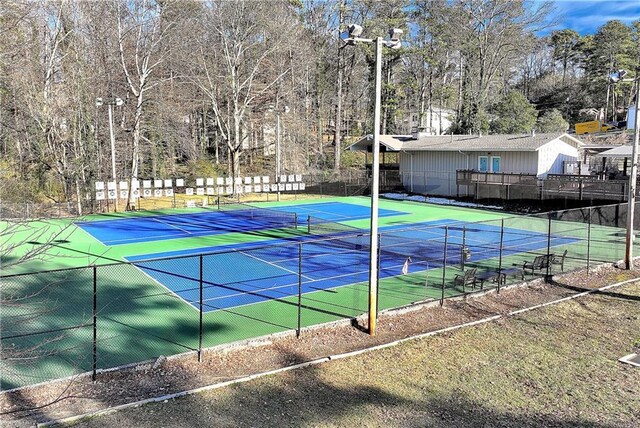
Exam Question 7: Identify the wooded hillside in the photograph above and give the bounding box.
[1,0,639,207]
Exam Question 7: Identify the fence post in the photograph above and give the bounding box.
[546,214,552,282]
[198,255,203,362]
[297,243,302,338]
[376,233,381,315]
[460,226,466,270]
[441,226,448,306]
[92,265,97,382]
[587,207,592,274]
[498,219,504,293]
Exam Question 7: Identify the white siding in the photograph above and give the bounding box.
[536,138,579,177]
[399,150,539,196]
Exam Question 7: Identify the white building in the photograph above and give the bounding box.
[348,132,585,196]
[402,107,454,135]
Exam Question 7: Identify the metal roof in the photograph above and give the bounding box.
[594,145,634,158]
[347,132,584,152]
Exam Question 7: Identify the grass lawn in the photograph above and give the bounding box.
[70,281,640,428]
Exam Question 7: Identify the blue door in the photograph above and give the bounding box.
[491,156,501,173]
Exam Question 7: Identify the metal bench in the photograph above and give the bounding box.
[523,254,550,276]
[551,250,568,272]
[454,267,477,291]
[476,267,525,289]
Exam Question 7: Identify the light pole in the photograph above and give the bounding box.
[343,24,402,335]
[276,111,281,202]
[270,105,288,202]
[96,97,124,212]
[610,71,640,269]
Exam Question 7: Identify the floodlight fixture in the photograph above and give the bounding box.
[95,97,104,107]
[115,97,124,106]
[348,24,363,38]
[388,28,403,42]
[609,69,629,83]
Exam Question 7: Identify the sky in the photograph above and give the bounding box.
[538,0,640,36]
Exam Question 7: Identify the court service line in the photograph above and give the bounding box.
[151,217,194,235]
[103,232,190,246]
[235,249,315,282]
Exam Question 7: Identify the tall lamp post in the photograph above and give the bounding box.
[270,104,289,202]
[610,70,640,269]
[96,97,124,212]
[343,24,402,335]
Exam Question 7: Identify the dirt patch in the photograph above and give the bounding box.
[1,265,638,426]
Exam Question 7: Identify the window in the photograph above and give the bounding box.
[491,156,501,173]
[478,156,488,172]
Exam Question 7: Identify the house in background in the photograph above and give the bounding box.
[401,107,454,136]
[348,132,585,197]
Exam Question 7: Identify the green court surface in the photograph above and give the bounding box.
[0,196,632,390]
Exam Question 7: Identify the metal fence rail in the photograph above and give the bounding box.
[1,202,636,391]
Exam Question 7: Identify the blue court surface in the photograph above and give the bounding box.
[127,220,578,313]
[76,202,408,246]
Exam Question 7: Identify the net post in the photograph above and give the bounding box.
[198,254,204,362]
[297,243,302,338]
[92,265,97,382]
[546,214,552,282]
[587,207,592,274]
[307,215,311,234]
[441,226,448,306]
[294,213,298,230]
[498,219,504,294]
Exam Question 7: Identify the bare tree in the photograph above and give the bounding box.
[116,0,174,206]
[191,0,296,191]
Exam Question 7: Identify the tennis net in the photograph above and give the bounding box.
[306,214,361,236]
[216,201,298,229]
[305,215,462,267]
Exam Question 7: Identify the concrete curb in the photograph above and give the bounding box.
[37,276,640,427]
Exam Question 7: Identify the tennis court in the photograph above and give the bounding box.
[4,196,627,390]
[128,219,577,313]
[75,202,407,246]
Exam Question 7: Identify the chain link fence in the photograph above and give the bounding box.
[2,201,638,390]
[1,171,404,220]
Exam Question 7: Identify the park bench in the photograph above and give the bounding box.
[454,267,477,291]
[476,267,524,289]
[523,254,550,276]
[551,249,568,272]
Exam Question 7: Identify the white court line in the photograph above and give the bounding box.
[130,262,200,313]
[270,246,366,264]
[235,249,315,281]
[294,202,355,221]
[151,217,194,234]
[104,232,190,246]
[203,263,373,307]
